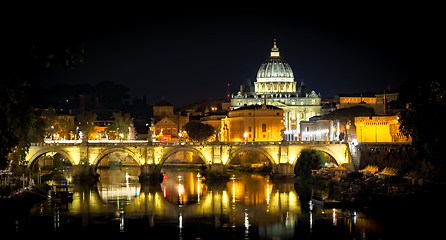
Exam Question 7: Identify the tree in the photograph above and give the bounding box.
[294,149,326,179]
[77,111,97,140]
[1,15,86,168]
[40,109,73,140]
[183,122,215,143]
[0,79,45,168]
[399,77,445,163]
[107,112,132,140]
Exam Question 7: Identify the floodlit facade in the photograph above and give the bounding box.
[220,104,284,142]
[355,115,411,143]
[152,100,189,141]
[231,41,321,140]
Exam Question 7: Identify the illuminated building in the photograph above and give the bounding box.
[231,41,321,140]
[220,103,284,142]
[300,116,339,141]
[335,90,401,115]
[355,115,411,142]
[201,112,227,136]
[152,100,189,141]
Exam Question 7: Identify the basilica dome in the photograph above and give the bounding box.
[256,41,294,82]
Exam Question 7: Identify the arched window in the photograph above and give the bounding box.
[262,124,267,132]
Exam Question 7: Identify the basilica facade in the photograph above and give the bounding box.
[231,41,321,140]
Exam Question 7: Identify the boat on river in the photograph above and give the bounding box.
[50,185,73,202]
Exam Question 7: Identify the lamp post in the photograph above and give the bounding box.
[244,132,248,143]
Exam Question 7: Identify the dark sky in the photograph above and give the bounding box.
[29,8,425,107]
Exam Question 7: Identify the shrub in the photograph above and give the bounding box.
[294,149,325,179]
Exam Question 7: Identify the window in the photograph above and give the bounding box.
[249,127,252,132]
[276,112,280,116]
[172,128,177,133]
[248,112,251,116]
[164,120,168,124]
[262,124,267,132]
[166,128,171,134]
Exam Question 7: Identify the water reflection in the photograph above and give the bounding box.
[26,168,384,238]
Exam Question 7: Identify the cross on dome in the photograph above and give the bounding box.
[271,39,280,57]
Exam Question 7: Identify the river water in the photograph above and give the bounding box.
[3,168,426,239]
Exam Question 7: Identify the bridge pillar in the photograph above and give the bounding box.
[139,164,163,182]
[208,163,226,173]
[73,164,98,182]
[271,163,294,180]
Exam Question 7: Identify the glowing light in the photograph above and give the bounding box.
[232,180,236,203]
[179,184,184,196]
[332,208,337,226]
[87,140,148,143]
[301,129,329,136]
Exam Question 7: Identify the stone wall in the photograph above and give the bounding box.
[357,143,417,172]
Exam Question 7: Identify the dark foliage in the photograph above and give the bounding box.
[398,73,445,163]
[183,122,215,142]
[294,149,326,179]
[325,105,375,122]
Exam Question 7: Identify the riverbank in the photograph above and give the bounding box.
[303,170,446,212]
[0,184,49,223]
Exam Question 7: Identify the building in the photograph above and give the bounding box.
[335,90,401,115]
[200,112,227,136]
[300,116,341,141]
[355,115,411,143]
[152,100,189,141]
[220,103,284,142]
[231,41,321,140]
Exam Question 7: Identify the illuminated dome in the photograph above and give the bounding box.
[256,41,294,82]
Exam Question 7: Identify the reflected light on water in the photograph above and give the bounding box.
[23,169,385,238]
[333,208,337,226]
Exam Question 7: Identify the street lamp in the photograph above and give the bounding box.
[244,132,248,143]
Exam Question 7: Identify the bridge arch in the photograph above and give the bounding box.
[92,147,142,171]
[227,146,277,165]
[27,147,76,168]
[159,146,210,165]
[290,146,345,166]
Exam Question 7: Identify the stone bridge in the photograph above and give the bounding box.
[26,140,352,179]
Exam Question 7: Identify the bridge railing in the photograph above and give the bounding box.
[31,140,346,148]
[31,142,81,147]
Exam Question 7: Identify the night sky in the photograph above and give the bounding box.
[27,8,429,107]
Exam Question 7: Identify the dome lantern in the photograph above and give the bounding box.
[271,39,280,57]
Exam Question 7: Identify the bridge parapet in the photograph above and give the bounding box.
[26,140,352,182]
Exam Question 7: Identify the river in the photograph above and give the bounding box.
[2,168,431,239]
